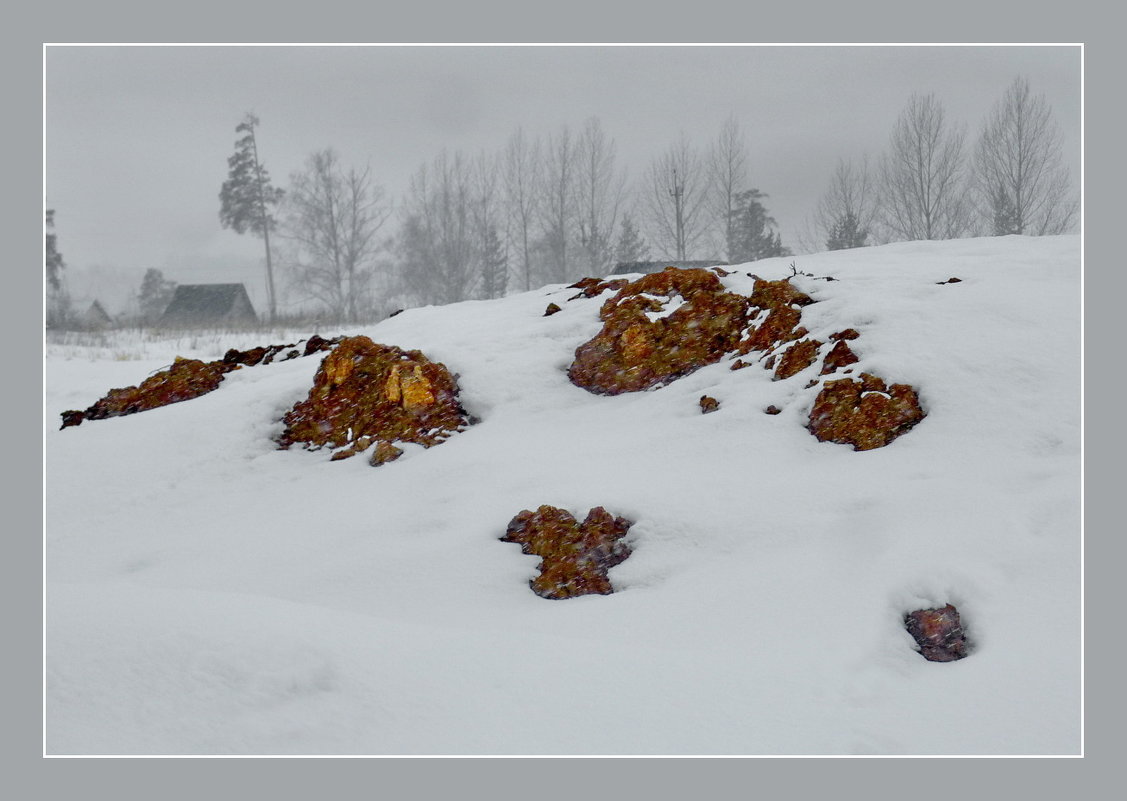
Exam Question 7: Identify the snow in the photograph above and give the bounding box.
[44,235,1082,755]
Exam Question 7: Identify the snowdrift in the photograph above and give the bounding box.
[45,235,1082,755]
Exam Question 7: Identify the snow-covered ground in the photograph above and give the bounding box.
[44,235,1082,755]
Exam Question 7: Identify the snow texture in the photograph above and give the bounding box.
[45,236,1081,755]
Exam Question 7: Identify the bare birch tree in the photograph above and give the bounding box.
[472,149,508,299]
[502,127,542,292]
[538,124,579,284]
[707,114,750,261]
[973,76,1078,236]
[813,156,878,250]
[574,117,627,277]
[282,148,391,323]
[878,93,971,241]
[398,151,478,306]
[643,132,713,260]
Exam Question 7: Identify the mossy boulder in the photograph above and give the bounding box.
[277,335,470,458]
[501,505,633,599]
[568,267,751,395]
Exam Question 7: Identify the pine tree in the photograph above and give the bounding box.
[137,268,178,323]
[219,113,284,321]
[615,212,650,264]
[479,224,508,299]
[989,186,1021,236]
[825,211,868,250]
[46,209,71,327]
[729,189,790,262]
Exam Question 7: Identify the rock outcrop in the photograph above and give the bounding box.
[905,604,969,662]
[820,340,860,375]
[807,373,926,451]
[774,338,822,380]
[277,335,470,460]
[500,505,633,599]
[567,277,630,301]
[60,357,237,428]
[568,267,751,395]
[60,335,345,430]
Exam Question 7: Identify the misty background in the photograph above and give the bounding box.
[44,44,1081,323]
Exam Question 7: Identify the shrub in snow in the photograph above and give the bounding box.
[568,268,752,395]
[277,335,470,462]
[500,506,632,599]
[905,604,969,662]
[807,373,926,451]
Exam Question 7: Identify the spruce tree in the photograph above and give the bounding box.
[480,224,509,299]
[614,212,650,264]
[825,211,868,250]
[137,268,178,323]
[729,189,790,262]
[46,209,71,327]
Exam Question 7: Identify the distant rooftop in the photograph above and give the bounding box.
[161,283,257,325]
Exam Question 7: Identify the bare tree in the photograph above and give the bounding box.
[643,132,713,260]
[574,117,627,276]
[707,114,750,261]
[878,93,971,241]
[973,76,1078,236]
[538,124,579,284]
[472,149,508,299]
[397,150,478,306]
[502,127,542,291]
[282,149,391,323]
[813,156,879,250]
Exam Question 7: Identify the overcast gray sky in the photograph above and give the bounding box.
[44,44,1081,313]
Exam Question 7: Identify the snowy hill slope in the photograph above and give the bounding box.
[45,235,1082,755]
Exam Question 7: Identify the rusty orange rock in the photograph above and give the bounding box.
[774,338,823,380]
[501,505,633,599]
[370,440,405,466]
[278,335,469,457]
[807,372,926,450]
[60,336,347,429]
[699,395,720,414]
[820,339,860,375]
[747,277,814,310]
[568,267,751,395]
[66,357,237,428]
[905,604,969,662]
[567,276,630,301]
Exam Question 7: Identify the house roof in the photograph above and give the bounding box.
[85,299,112,322]
[161,284,256,322]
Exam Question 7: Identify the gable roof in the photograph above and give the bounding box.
[85,299,112,323]
[160,284,257,324]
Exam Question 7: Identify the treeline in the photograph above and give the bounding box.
[46,76,1078,330]
[221,113,797,324]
